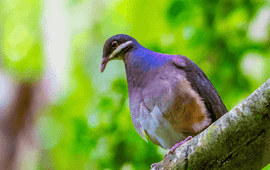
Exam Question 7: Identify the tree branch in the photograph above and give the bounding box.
[152,78,270,170]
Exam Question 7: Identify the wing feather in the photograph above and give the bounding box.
[173,55,228,121]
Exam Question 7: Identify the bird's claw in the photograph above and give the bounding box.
[165,136,192,157]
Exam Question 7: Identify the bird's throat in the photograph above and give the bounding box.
[124,61,148,92]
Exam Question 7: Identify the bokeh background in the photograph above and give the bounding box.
[0,0,270,169]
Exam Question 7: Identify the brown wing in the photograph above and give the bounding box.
[173,55,228,121]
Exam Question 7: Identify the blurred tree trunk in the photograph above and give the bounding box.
[152,78,270,170]
[0,76,48,170]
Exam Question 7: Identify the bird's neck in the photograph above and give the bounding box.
[124,47,171,91]
[124,60,148,92]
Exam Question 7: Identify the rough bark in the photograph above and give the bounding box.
[152,78,270,170]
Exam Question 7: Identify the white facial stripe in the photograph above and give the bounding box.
[109,40,133,60]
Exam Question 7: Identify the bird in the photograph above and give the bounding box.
[101,34,227,159]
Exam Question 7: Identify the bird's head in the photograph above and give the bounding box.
[100,34,138,73]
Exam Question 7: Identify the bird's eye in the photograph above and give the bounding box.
[111,41,118,50]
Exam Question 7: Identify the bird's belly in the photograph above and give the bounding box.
[139,104,186,149]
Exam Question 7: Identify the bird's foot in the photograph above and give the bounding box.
[165,136,192,157]
[151,163,157,168]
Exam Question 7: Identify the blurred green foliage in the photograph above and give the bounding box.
[0,0,43,82]
[0,0,270,169]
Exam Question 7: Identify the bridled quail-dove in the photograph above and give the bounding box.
[100,34,227,166]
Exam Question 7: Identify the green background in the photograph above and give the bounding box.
[0,0,270,169]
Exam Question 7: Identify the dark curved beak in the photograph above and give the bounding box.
[100,57,109,73]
